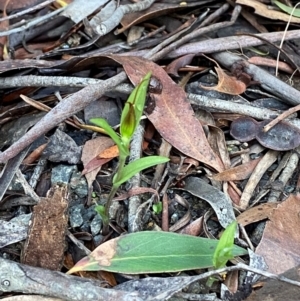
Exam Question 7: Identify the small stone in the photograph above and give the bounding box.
[51,164,77,185]
[93,234,103,247]
[69,204,84,228]
[91,214,102,236]
[70,171,88,198]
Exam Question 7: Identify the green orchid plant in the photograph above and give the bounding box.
[207,220,239,286]
[90,72,169,226]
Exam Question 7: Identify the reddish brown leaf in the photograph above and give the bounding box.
[98,144,119,159]
[200,56,246,95]
[237,203,278,226]
[256,194,300,274]
[81,137,115,182]
[211,158,262,181]
[165,54,195,77]
[108,55,224,172]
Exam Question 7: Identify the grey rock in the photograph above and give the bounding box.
[70,171,88,198]
[69,204,84,228]
[0,213,31,248]
[51,164,77,185]
[43,129,82,164]
[84,97,120,127]
[90,214,102,236]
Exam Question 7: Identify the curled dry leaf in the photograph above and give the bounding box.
[200,56,246,95]
[230,116,300,151]
[180,176,236,228]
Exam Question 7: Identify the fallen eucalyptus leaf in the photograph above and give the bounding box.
[67,231,247,274]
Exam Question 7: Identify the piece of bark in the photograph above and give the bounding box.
[21,185,69,270]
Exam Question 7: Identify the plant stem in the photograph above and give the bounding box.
[103,153,128,226]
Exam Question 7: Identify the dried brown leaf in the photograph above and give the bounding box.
[255,194,300,274]
[107,55,224,172]
[212,158,262,181]
[236,0,300,24]
[81,137,115,182]
[201,66,246,95]
[237,203,278,226]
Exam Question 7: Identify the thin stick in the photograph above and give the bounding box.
[0,0,55,22]
[263,103,300,132]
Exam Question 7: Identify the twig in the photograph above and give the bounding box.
[0,7,65,37]
[0,75,102,88]
[151,3,240,61]
[92,0,155,36]
[127,123,145,233]
[0,72,127,163]
[15,169,40,203]
[276,2,300,76]
[0,147,30,203]
[267,150,299,203]
[66,230,91,256]
[28,158,47,190]
[263,103,300,132]
[167,29,300,58]
[121,262,300,301]
[0,0,56,22]
[239,150,279,210]
[0,257,142,301]
[187,93,284,121]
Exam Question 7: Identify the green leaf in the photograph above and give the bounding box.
[120,102,136,144]
[272,0,300,17]
[213,220,238,269]
[67,231,248,274]
[113,156,169,186]
[94,205,109,225]
[120,72,151,140]
[90,118,129,156]
[153,201,163,214]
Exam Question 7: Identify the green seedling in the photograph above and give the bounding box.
[90,72,169,226]
[207,220,238,286]
[152,201,163,214]
[213,220,237,269]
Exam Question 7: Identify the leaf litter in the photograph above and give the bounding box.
[2,1,300,301]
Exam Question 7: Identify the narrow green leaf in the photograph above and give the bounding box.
[213,220,237,269]
[94,205,109,225]
[90,118,129,156]
[120,102,136,142]
[114,156,169,186]
[120,72,152,138]
[272,0,300,17]
[67,231,247,274]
